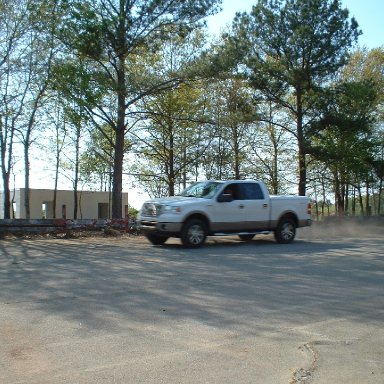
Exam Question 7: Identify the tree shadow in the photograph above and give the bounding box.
[1,235,383,334]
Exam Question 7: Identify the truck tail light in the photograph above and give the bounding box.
[307,203,312,215]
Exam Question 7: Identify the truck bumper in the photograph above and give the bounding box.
[138,220,183,234]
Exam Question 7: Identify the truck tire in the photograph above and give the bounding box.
[274,218,296,244]
[145,233,168,245]
[181,219,207,248]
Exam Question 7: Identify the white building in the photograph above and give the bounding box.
[1,189,129,219]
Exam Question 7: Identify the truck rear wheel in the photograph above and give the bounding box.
[274,218,296,244]
[181,219,207,248]
[145,233,168,245]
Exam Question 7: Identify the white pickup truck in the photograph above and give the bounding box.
[137,180,312,247]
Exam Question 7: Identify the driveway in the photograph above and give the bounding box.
[0,224,383,383]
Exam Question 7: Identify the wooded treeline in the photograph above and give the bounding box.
[0,0,383,219]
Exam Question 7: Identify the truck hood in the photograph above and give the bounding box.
[142,196,208,206]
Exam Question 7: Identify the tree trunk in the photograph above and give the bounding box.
[2,174,11,219]
[112,58,125,218]
[23,140,31,219]
[52,118,65,219]
[334,174,344,216]
[357,186,364,215]
[53,149,59,218]
[365,179,370,216]
[112,127,124,218]
[378,177,383,215]
[232,124,241,180]
[0,118,14,219]
[296,91,306,196]
[344,182,349,214]
[352,187,356,216]
[271,123,279,194]
[73,124,81,220]
[168,121,175,196]
[111,8,127,219]
[23,91,44,219]
[321,176,327,218]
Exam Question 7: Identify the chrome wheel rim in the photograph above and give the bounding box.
[188,224,205,245]
[281,222,295,240]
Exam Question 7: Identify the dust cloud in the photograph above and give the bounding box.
[299,217,384,240]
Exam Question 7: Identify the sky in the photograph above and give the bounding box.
[207,0,384,49]
[19,0,384,210]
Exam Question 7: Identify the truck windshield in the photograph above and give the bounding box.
[179,181,221,199]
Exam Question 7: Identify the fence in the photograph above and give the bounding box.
[0,218,131,235]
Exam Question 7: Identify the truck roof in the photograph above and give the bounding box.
[203,179,261,184]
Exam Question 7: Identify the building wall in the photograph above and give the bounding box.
[0,189,128,219]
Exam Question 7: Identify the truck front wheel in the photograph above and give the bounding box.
[181,219,207,248]
[145,233,168,245]
[274,218,296,244]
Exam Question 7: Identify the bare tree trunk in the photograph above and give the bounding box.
[23,101,40,219]
[112,127,124,218]
[1,173,11,219]
[321,176,327,218]
[344,182,349,214]
[378,177,383,215]
[0,118,15,219]
[270,116,279,194]
[73,124,81,219]
[352,186,356,216]
[168,120,175,196]
[111,11,127,219]
[23,139,31,218]
[365,179,370,216]
[357,186,364,215]
[295,91,307,196]
[231,124,240,180]
[52,109,66,219]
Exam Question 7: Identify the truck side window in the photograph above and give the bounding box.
[222,184,239,200]
[239,183,264,200]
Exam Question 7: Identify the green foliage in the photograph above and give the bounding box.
[310,81,376,160]
[56,0,222,60]
[202,78,258,180]
[51,60,107,110]
[51,0,222,217]
[133,81,212,196]
[80,124,131,190]
[230,0,360,91]
[224,0,361,195]
[308,79,379,213]
[2,0,384,220]
[310,80,377,138]
[341,47,384,120]
[127,205,138,219]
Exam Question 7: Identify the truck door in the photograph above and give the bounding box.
[237,182,270,230]
[211,183,247,231]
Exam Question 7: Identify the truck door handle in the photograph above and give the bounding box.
[239,204,244,209]
[263,203,268,208]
